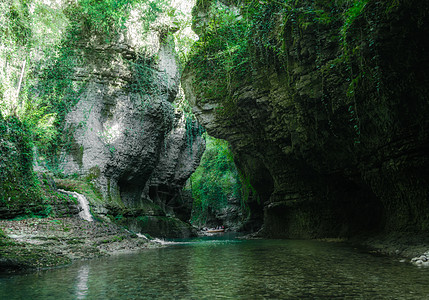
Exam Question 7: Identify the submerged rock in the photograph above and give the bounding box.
[411,252,429,267]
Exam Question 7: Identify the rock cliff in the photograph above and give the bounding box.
[46,5,205,238]
[183,0,429,238]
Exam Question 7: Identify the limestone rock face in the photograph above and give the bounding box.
[57,11,204,237]
[183,0,429,238]
[202,195,264,233]
[147,111,205,222]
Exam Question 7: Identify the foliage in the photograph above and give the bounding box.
[64,0,168,41]
[1,0,195,218]
[171,0,198,70]
[0,115,44,204]
[34,0,170,161]
[55,177,103,204]
[187,134,245,226]
[0,116,71,219]
[0,116,76,218]
[0,0,188,176]
[187,0,374,138]
[1,0,70,163]
[189,1,248,109]
[341,0,369,45]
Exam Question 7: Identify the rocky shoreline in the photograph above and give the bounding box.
[249,229,429,267]
[3,214,429,274]
[348,232,429,267]
[0,216,163,273]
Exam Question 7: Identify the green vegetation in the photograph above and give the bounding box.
[188,1,248,117]
[0,0,182,157]
[0,0,191,215]
[1,0,67,151]
[55,177,103,204]
[0,111,88,219]
[0,228,12,247]
[0,114,42,202]
[187,134,249,226]
[0,0,389,224]
[0,225,72,270]
[35,0,174,166]
[187,0,376,141]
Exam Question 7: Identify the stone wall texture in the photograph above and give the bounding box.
[183,0,429,238]
[55,9,205,237]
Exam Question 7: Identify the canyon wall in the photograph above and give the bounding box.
[43,4,205,237]
[183,0,429,238]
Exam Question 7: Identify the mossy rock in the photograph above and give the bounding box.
[119,215,197,238]
[0,236,71,271]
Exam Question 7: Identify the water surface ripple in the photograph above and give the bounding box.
[1,236,429,299]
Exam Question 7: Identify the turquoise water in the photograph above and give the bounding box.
[1,235,429,299]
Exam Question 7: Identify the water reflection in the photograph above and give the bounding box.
[2,238,429,299]
[75,265,90,299]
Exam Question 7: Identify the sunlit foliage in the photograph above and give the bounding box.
[0,0,190,205]
[187,134,245,226]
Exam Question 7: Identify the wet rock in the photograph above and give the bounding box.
[183,0,429,238]
[411,252,429,266]
[0,217,162,272]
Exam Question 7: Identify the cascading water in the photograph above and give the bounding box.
[58,189,93,222]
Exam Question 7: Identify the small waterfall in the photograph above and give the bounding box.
[152,238,177,245]
[136,233,149,240]
[58,189,93,222]
[136,233,172,244]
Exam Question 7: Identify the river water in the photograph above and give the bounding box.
[1,235,429,299]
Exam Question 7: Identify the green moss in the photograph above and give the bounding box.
[187,0,377,125]
[0,228,13,247]
[0,118,77,219]
[87,166,101,180]
[66,238,84,245]
[0,116,44,206]
[55,177,103,205]
[136,216,149,226]
[0,241,71,270]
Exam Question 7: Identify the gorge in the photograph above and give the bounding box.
[1,0,429,275]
